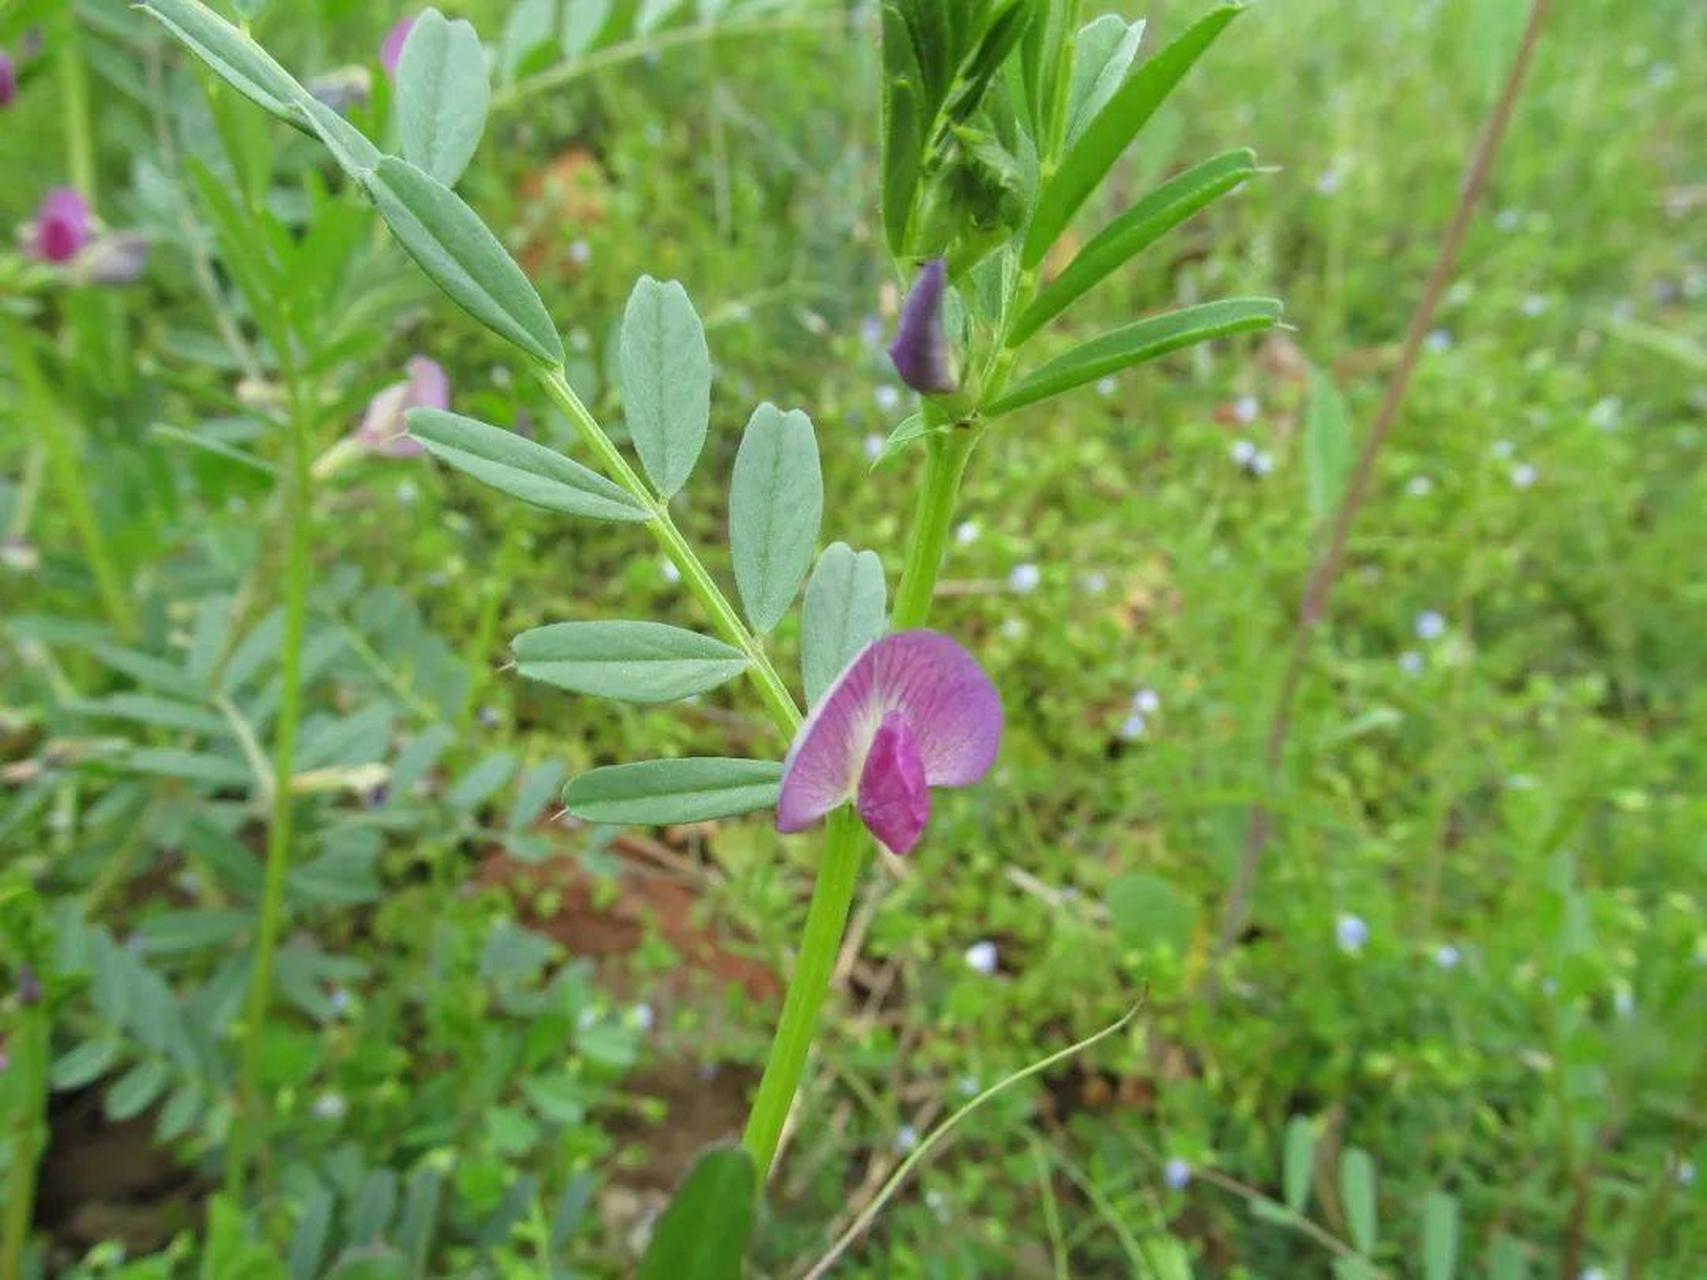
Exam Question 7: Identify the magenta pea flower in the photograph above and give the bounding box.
[356,355,448,457]
[380,14,416,78]
[887,259,957,396]
[0,51,16,109]
[777,631,1002,856]
[29,187,90,263]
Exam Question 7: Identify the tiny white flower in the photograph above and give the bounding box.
[632,1003,655,1031]
[1132,688,1161,716]
[1164,1158,1193,1189]
[1081,571,1108,594]
[957,1075,980,1097]
[313,1092,348,1121]
[1119,712,1147,741]
[1677,1159,1696,1187]
[1096,376,1118,397]
[1520,293,1549,317]
[1425,329,1453,353]
[1510,462,1538,489]
[1613,987,1635,1018]
[1233,395,1259,425]
[1399,650,1425,675]
[1587,397,1621,431]
[1406,475,1434,498]
[1250,450,1275,478]
[1415,610,1447,641]
[1336,913,1369,955]
[661,560,681,585]
[491,364,513,388]
[860,314,884,349]
[1580,1268,1607,1280]
[1495,208,1522,232]
[1491,438,1516,460]
[329,987,352,1014]
[1009,563,1041,593]
[1542,977,1559,996]
[395,479,419,505]
[568,240,592,267]
[955,520,980,547]
[1434,944,1462,970]
[1230,438,1258,466]
[895,1124,919,1153]
[999,617,1026,641]
[1315,168,1342,196]
[963,940,998,975]
[874,384,902,412]
[863,433,884,462]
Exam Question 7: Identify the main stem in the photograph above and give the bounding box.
[0,998,49,1280]
[57,4,98,205]
[226,370,315,1198]
[892,425,977,631]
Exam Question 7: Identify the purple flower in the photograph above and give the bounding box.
[380,14,416,78]
[0,52,16,109]
[887,259,957,395]
[357,355,448,457]
[777,631,1002,856]
[16,965,42,1007]
[29,187,90,263]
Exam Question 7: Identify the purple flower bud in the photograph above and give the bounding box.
[17,965,42,1007]
[380,15,416,78]
[887,259,957,395]
[0,52,16,109]
[30,187,90,263]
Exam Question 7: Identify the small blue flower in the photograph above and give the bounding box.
[863,433,884,462]
[1132,688,1161,716]
[895,1124,920,1153]
[1081,571,1108,594]
[1406,475,1434,498]
[963,940,998,975]
[955,520,980,547]
[1511,463,1538,489]
[1336,913,1369,955]
[1425,329,1453,353]
[1434,944,1462,970]
[1399,650,1425,675]
[1009,563,1040,594]
[1414,610,1447,642]
[1119,713,1147,742]
[1163,1158,1192,1190]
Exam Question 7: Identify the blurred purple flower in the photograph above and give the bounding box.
[888,258,957,395]
[16,965,42,1007]
[0,52,16,109]
[29,187,90,262]
[778,631,1002,856]
[357,355,447,457]
[307,66,372,113]
[380,14,416,78]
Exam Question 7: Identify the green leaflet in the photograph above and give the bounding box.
[1340,1147,1378,1255]
[363,156,565,365]
[1283,1115,1315,1213]
[800,543,887,706]
[1304,365,1353,521]
[564,759,784,825]
[1022,4,1243,268]
[1011,149,1259,346]
[512,621,749,704]
[561,0,616,58]
[620,276,713,498]
[987,298,1282,417]
[1422,1191,1459,1280]
[139,0,304,123]
[728,404,823,635]
[397,8,492,186]
[407,409,647,520]
[636,1146,756,1280]
[1064,16,1147,149]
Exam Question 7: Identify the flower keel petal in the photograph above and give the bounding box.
[857,713,930,855]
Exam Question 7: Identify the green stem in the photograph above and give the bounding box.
[225,367,315,1198]
[534,367,801,735]
[740,808,866,1176]
[0,996,50,1280]
[891,426,977,630]
[57,4,98,204]
[1,316,135,639]
[460,523,526,733]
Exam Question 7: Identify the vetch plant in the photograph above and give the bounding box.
[138,0,1279,1261]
